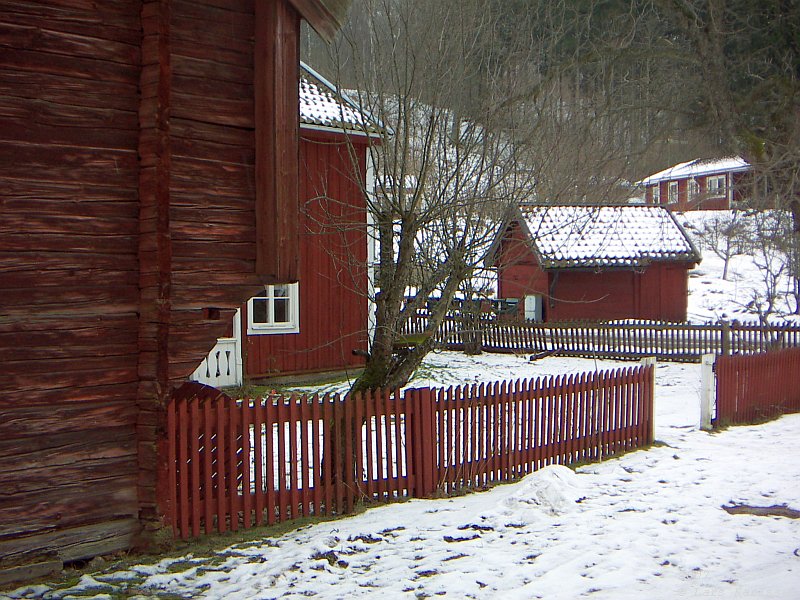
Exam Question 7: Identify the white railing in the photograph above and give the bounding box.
[191,310,243,388]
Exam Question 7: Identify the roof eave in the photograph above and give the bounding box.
[289,0,352,43]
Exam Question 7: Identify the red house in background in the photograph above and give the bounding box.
[638,156,751,211]
[488,205,701,323]
[193,64,380,387]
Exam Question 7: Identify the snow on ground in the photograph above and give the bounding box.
[7,355,799,600]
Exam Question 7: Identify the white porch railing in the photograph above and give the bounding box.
[191,310,243,388]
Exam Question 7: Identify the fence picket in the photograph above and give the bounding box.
[300,395,311,517]
[382,388,394,498]
[343,390,355,514]
[264,396,276,524]
[321,395,332,516]
[363,390,375,500]
[254,398,265,525]
[166,399,177,537]
[191,402,203,537]
[241,400,252,529]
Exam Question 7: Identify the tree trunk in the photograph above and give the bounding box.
[462,300,483,355]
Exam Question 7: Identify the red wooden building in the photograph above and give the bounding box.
[0,0,351,582]
[192,64,378,386]
[638,156,751,211]
[488,205,701,323]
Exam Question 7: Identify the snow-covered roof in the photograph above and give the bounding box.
[514,205,700,269]
[637,157,750,186]
[299,63,381,135]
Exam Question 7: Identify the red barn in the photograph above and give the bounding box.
[488,205,701,323]
[193,64,378,386]
[0,0,351,582]
[638,156,751,211]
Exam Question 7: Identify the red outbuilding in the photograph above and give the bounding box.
[488,205,701,323]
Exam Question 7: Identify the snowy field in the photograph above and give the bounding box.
[8,354,800,600]
[680,210,800,324]
[7,211,800,599]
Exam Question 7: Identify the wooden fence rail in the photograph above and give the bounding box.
[165,365,654,539]
[402,313,800,361]
[715,347,800,426]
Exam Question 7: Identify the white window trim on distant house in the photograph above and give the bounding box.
[707,175,726,197]
[651,184,661,204]
[668,181,679,204]
[247,283,300,335]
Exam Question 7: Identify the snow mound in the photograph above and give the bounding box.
[497,465,585,517]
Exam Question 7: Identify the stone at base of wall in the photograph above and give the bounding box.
[0,559,63,588]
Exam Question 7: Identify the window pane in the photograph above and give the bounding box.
[274,298,289,323]
[252,298,269,324]
[273,284,290,299]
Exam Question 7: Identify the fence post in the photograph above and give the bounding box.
[700,353,715,431]
[640,357,656,443]
[721,320,731,356]
[409,387,437,498]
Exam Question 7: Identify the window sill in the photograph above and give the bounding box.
[247,326,300,336]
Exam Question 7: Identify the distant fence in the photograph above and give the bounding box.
[164,365,653,539]
[402,313,800,362]
[714,347,800,426]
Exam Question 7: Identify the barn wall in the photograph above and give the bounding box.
[549,270,637,321]
[0,1,143,566]
[244,131,370,379]
[639,264,690,322]
[496,223,547,299]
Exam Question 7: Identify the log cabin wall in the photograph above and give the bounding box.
[244,130,370,379]
[1,1,144,567]
[0,0,315,573]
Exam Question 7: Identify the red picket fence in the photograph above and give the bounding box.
[415,367,654,497]
[164,366,654,539]
[714,347,800,426]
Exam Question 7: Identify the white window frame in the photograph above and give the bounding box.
[651,184,661,204]
[247,283,300,335]
[668,181,679,204]
[707,175,726,197]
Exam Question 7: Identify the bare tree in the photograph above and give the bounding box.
[745,211,794,323]
[299,0,685,391]
[309,0,537,391]
[686,211,748,281]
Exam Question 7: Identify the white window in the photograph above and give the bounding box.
[689,178,700,200]
[651,185,661,204]
[668,181,679,204]
[707,175,726,196]
[247,283,300,334]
